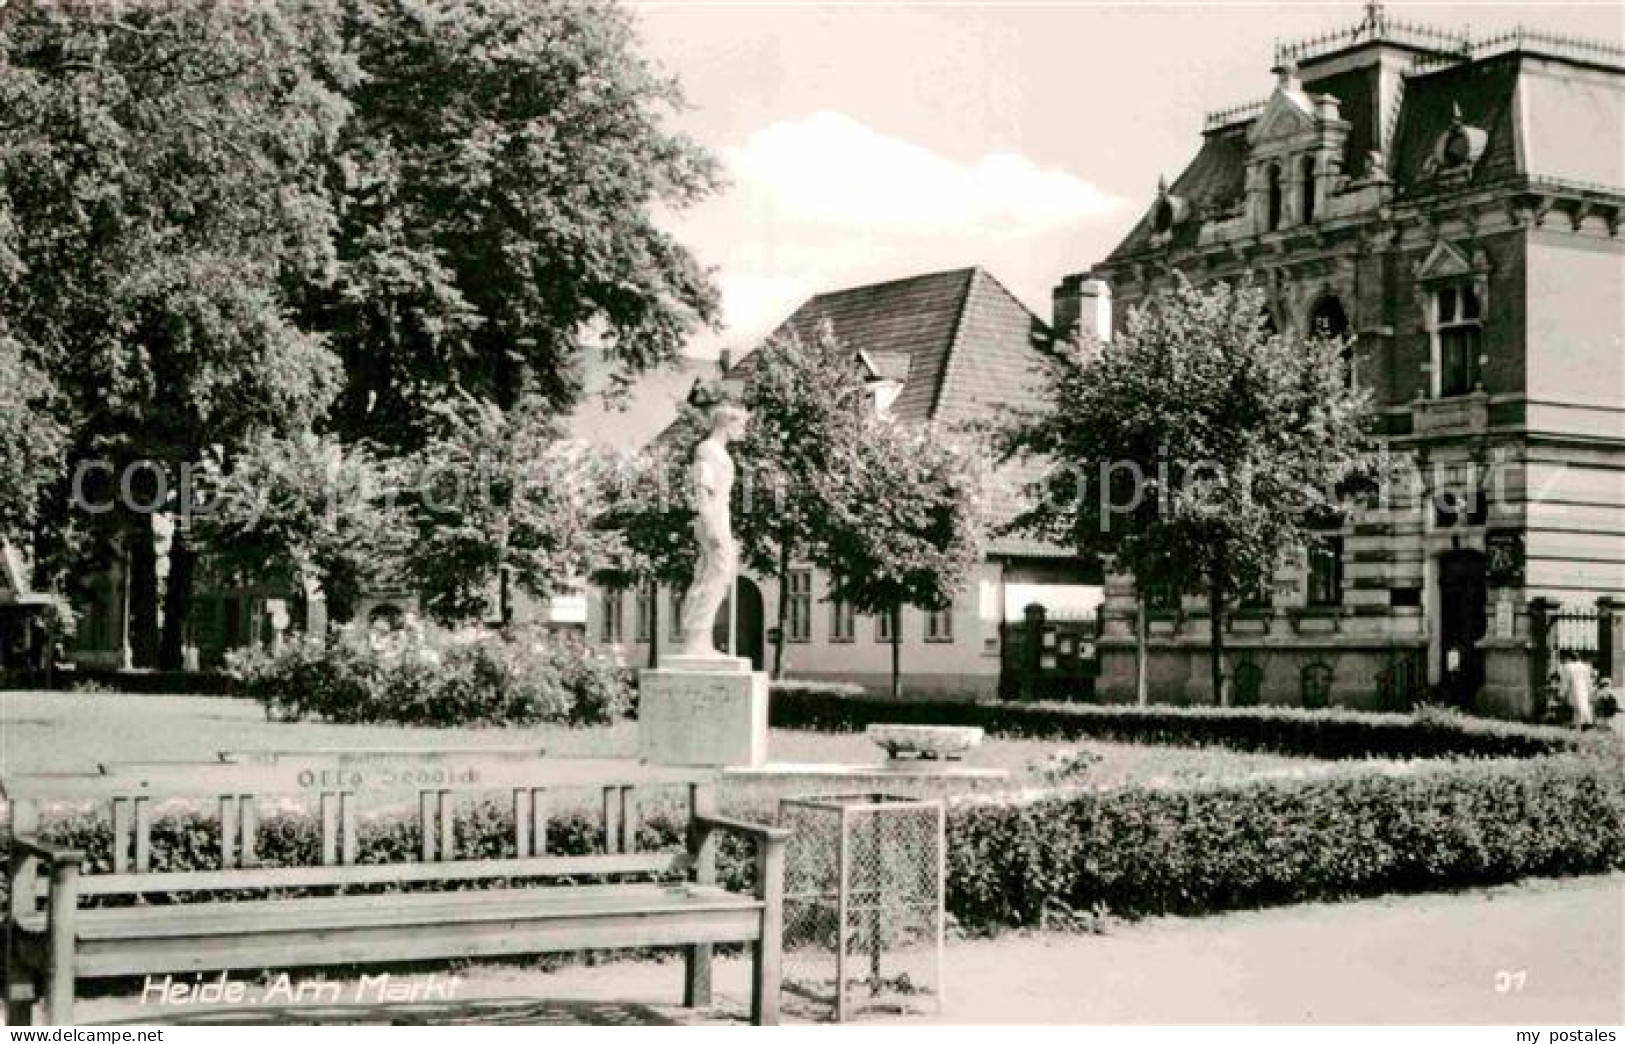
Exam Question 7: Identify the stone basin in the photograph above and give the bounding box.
[866,724,984,762]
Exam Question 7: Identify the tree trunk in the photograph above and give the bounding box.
[128,517,160,669]
[647,583,660,670]
[771,544,790,680]
[1135,590,1150,707]
[889,603,902,700]
[158,529,196,670]
[1209,543,1229,707]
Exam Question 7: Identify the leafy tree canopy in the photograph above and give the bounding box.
[1002,275,1373,703]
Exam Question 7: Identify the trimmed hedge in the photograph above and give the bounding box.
[769,689,1584,760]
[947,754,1625,926]
[7,752,1619,932]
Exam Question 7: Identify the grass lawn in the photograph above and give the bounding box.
[0,690,1325,794]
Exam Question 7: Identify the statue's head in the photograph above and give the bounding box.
[687,379,748,440]
[710,402,749,440]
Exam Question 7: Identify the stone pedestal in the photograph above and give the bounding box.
[638,656,769,767]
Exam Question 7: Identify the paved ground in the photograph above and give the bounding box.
[69,874,1622,1026]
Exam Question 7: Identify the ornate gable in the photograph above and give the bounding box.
[1248,89,1315,147]
[1414,239,1474,282]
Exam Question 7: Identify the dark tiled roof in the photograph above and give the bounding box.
[1306,64,1379,174]
[724,267,1068,558]
[725,267,1049,426]
[1391,53,1523,190]
[1108,126,1249,260]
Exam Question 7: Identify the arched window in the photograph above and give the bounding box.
[1266,164,1283,231]
[1300,155,1317,223]
[1309,296,1349,339]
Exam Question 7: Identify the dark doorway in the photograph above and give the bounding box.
[711,576,765,671]
[1437,551,1487,707]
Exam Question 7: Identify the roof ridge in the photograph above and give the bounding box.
[807,265,979,304]
[927,268,982,422]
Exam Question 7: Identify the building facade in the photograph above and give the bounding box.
[588,267,1102,699]
[1056,9,1624,715]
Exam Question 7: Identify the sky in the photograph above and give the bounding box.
[627,0,1624,357]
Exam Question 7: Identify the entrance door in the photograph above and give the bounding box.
[1437,551,1487,707]
[710,576,766,671]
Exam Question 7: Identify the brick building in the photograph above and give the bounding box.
[1057,8,1624,715]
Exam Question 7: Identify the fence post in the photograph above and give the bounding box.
[1020,603,1046,701]
[1598,596,1624,688]
[1527,597,1559,720]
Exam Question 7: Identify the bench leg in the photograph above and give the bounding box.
[749,936,781,1026]
[44,963,72,1025]
[4,979,36,1026]
[683,944,712,1008]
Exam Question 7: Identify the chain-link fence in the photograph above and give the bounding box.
[779,793,944,1021]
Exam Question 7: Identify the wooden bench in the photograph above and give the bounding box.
[2,750,789,1025]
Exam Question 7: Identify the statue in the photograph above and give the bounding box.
[676,398,750,658]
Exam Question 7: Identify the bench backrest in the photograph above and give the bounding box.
[2,751,719,901]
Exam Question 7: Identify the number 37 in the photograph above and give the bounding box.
[1494,969,1527,993]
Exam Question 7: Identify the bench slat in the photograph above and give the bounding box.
[111,799,132,875]
[73,904,763,978]
[132,798,152,874]
[78,759,714,798]
[220,796,238,869]
[75,851,694,897]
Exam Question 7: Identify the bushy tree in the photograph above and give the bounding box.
[0,0,351,665]
[590,440,697,667]
[315,0,721,450]
[0,329,66,541]
[818,420,983,699]
[404,396,612,624]
[1003,276,1372,705]
[191,432,410,624]
[1,0,722,663]
[734,323,870,677]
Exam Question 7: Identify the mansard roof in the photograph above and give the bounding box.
[1104,23,1623,263]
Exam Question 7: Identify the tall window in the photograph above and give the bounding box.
[830,598,855,643]
[601,588,624,643]
[786,569,812,643]
[1266,163,1283,231]
[1434,283,1483,397]
[1299,155,1316,223]
[635,585,653,643]
[1307,536,1344,607]
[669,586,686,641]
[876,610,894,643]
[925,602,954,643]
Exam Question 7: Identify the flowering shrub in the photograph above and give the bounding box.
[228,623,631,727]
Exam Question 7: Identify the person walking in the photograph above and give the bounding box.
[1556,648,1596,729]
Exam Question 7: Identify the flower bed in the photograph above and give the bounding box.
[229,623,631,727]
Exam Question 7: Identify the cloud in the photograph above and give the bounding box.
[667,111,1129,359]
[725,110,1122,234]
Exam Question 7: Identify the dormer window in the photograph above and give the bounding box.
[1433,284,1483,397]
[1266,164,1283,231]
[1299,155,1316,223]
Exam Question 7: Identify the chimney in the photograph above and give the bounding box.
[1078,279,1112,343]
[717,348,731,376]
